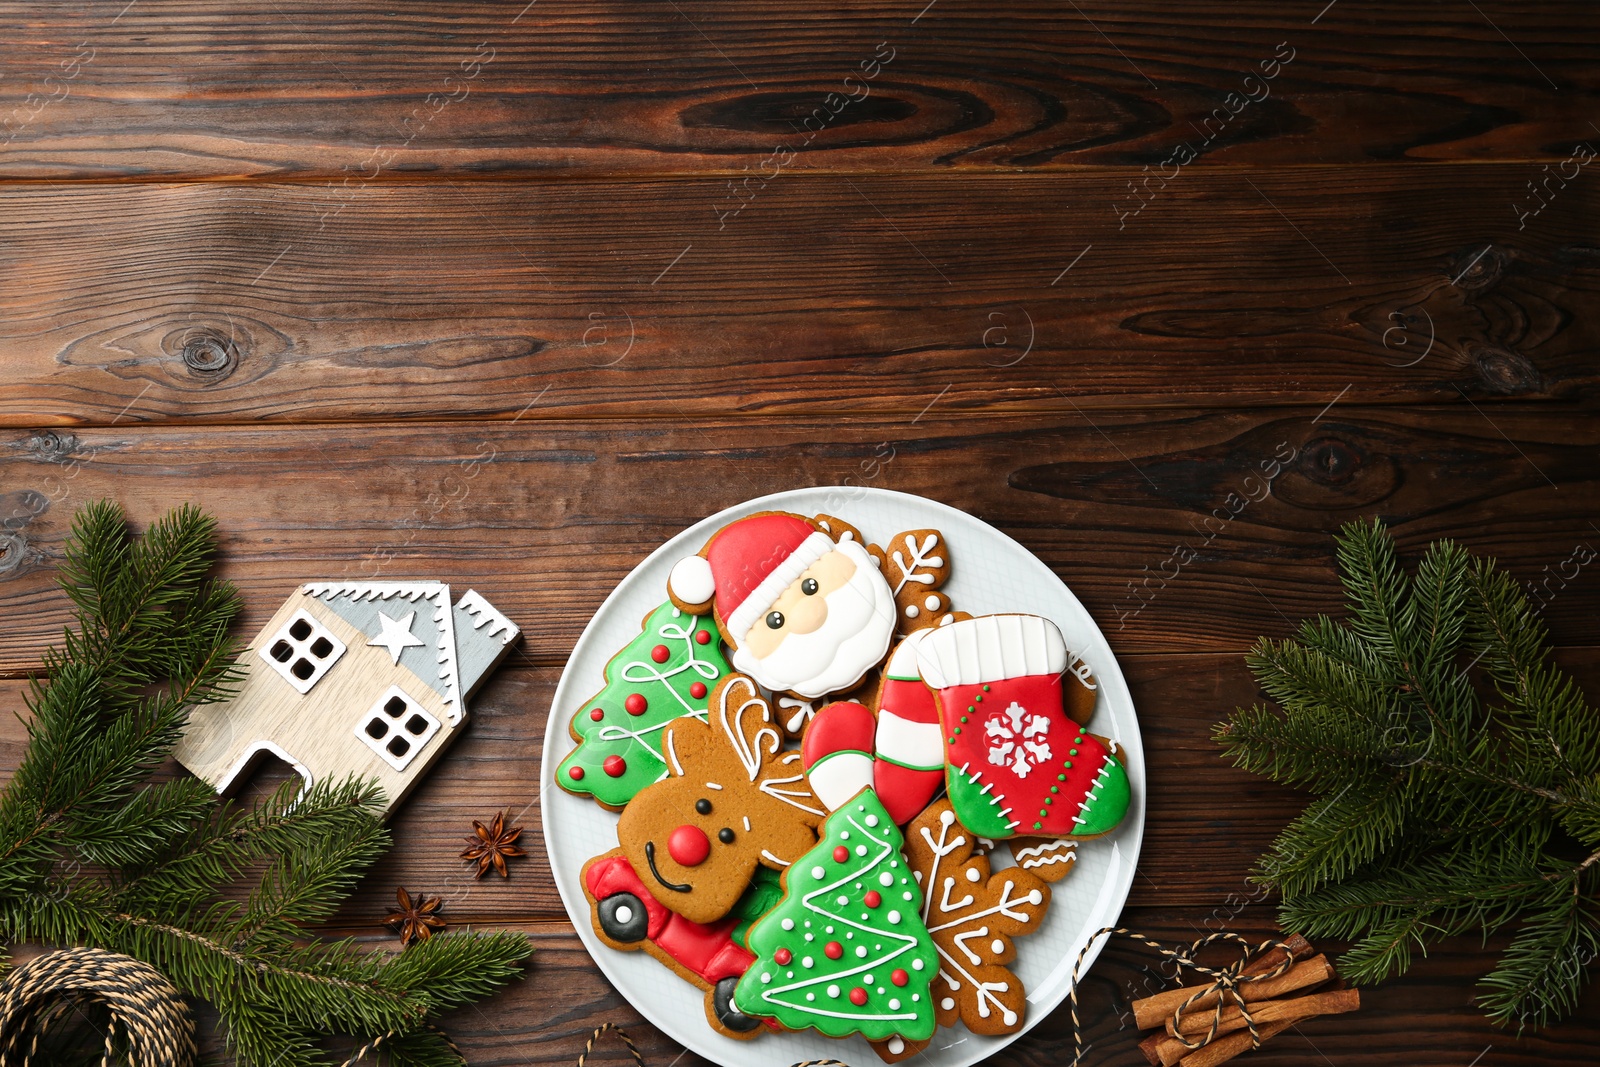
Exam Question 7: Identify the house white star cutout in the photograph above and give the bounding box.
[368,609,425,664]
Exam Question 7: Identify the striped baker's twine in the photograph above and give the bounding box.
[0,947,196,1067]
[1068,927,1297,1066]
[576,1023,645,1067]
[338,1025,461,1066]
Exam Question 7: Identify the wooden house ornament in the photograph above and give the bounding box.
[173,581,520,818]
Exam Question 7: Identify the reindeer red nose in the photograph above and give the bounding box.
[667,824,711,866]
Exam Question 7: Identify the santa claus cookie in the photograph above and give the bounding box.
[918,615,1130,839]
[667,511,897,702]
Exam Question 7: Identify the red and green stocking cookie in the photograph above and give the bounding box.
[916,614,1131,839]
[557,601,731,809]
[734,788,939,1047]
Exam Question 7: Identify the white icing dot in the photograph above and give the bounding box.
[856,945,868,958]
[965,868,980,882]
[803,956,814,968]
[856,844,868,857]
[614,905,633,924]
[786,971,794,978]
[761,973,772,984]
[991,938,1005,955]
[903,891,913,901]
[804,920,812,928]
[840,830,850,840]
[781,918,795,931]
[1028,889,1043,905]
[941,997,955,1010]
[888,1037,905,1054]
[905,605,919,618]
[826,926,835,934]
[879,872,894,886]
[864,974,874,985]
[889,998,901,1010]
[828,984,840,998]
[912,994,920,1002]
[887,910,901,923]
[912,959,924,971]
[812,866,826,880]
[807,992,815,1002]
[837,894,849,905]
[939,809,956,827]
[804,933,815,941]
[923,594,941,610]
[865,814,879,828]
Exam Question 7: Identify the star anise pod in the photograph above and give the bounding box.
[460,810,526,879]
[383,886,445,947]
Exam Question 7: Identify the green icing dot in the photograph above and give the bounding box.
[1033,821,1043,830]
[982,685,991,692]
[953,727,962,735]
[1050,786,1060,794]
[1057,773,1067,782]
[1070,748,1079,756]
[967,706,976,714]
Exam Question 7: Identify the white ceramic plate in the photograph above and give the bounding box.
[541,487,1145,1067]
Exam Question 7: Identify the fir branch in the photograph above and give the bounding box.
[1218,518,1600,1029]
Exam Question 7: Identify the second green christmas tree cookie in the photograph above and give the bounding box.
[557,601,731,809]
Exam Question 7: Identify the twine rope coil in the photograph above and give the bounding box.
[1068,927,1297,1066]
[0,947,196,1067]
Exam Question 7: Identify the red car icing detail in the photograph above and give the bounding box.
[584,852,755,984]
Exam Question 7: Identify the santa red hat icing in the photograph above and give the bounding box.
[668,512,835,640]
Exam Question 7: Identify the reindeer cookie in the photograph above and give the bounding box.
[617,674,826,925]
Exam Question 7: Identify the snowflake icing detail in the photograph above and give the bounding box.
[984,701,1052,778]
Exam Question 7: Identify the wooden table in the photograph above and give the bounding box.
[2,2,1597,1064]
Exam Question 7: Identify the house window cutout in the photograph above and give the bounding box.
[260,609,347,694]
[356,685,441,772]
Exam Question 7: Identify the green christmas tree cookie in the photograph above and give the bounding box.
[734,788,939,1044]
[557,601,730,809]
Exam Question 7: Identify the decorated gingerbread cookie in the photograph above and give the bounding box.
[616,673,825,925]
[873,529,954,635]
[733,788,940,1052]
[582,848,783,1039]
[557,602,731,810]
[917,614,1131,839]
[1007,837,1078,883]
[666,511,897,702]
[905,799,1051,1036]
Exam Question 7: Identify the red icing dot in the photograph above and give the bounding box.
[667,824,711,866]
[602,755,627,777]
[650,644,671,663]
[568,766,585,781]
[824,941,843,960]
[849,987,868,1007]
[891,969,909,987]
[863,890,881,908]
[774,947,792,965]
[833,845,849,863]
[695,629,711,645]
[624,693,648,715]
[589,708,605,721]
[689,681,707,699]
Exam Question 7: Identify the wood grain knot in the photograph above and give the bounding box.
[1467,343,1544,396]
[1296,436,1361,487]
[16,432,79,462]
[1448,244,1506,292]
[180,332,238,382]
[0,532,25,576]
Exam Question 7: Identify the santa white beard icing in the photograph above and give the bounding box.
[731,538,894,698]
[667,512,896,700]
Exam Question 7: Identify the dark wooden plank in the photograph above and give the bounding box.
[0,168,1594,427]
[0,2,1593,179]
[3,408,1599,670]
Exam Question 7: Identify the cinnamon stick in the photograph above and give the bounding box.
[1152,987,1358,1067]
[1174,1018,1295,1067]
[1168,957,1334,1037]
[1175,986,1360,1042]
[1131,934,1313,1030]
